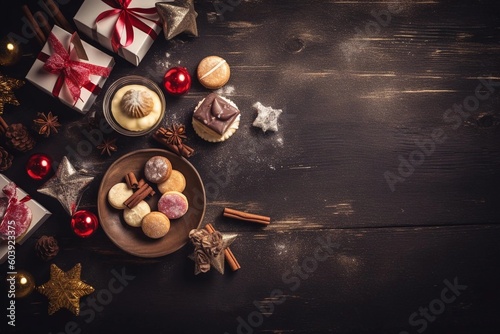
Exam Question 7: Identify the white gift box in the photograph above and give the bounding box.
[73,0,162,66]
[0,174,52,264]
[26,25,115,114]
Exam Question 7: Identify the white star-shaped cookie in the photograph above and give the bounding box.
[252,102,283,132]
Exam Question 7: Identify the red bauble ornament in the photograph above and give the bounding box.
[26,154,52,180]
[163,67,191,96]
[71,210,98,238]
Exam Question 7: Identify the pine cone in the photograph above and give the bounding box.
[35,235,59,261]
[4,123,35,152]
[0,146,13,171]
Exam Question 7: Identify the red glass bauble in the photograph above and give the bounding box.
[26,154,52,180]
[71,210,99,238]
[163,67,191,96]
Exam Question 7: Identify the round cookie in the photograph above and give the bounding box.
[197,55,230,89]
[158,170,186,194]
[141,211,170,239]
[108,183,134,209]
[144,156,172,183]
[123,200,151,227]
[192,93,241,143]
[158,191,188,220]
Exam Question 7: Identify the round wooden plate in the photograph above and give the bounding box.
[97,149,206,257]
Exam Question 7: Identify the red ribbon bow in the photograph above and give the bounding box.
[96,0,159,52]
[42,32,111,104]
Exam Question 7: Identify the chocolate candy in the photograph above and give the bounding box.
[197,56,230,89]
[193,93,240,136]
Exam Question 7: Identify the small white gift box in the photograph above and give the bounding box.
[26,25,115,114]
[0,174,52,263]
[74,0,162,66]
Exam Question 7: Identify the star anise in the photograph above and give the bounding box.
[96,138,117,156]
[164,123,187,145]
[33,112,61,137]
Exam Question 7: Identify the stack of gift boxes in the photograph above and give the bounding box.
[26,0,163,114]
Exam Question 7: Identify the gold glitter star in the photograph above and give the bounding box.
[37,263,94,316]
[0,73,24,114]
[156,0,198,40]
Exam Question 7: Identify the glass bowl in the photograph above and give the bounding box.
[103,75,166,136]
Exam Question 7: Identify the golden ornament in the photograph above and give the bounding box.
[0,72,24,114]
[37,263,94,315]
[0,37,21,66]
[6,270,36,298]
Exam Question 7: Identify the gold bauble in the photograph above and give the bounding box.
[6,270,36,298]
[0,37,21,66]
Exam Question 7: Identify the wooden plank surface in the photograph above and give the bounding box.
[9,225,500,333]
[0,0,499,333]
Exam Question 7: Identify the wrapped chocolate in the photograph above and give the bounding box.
[26,25,114,114]
[74,0,162,66]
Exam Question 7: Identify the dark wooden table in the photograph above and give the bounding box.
[2,1,500,333]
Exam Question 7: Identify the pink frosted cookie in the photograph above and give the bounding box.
[158,191,188,220]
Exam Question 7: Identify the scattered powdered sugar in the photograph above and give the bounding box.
[215,85,236,96]
[274,135,284,148]
[155,52,178,69]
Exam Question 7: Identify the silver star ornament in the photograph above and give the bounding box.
[38,156,94,215]
[156,0,198,40]
[252,102,283,132]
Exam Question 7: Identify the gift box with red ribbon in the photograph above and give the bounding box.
[26,25,115,114]
[0,174,51,263]
[73,0,162,66]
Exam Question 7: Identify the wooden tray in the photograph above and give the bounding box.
[97,149,205,257]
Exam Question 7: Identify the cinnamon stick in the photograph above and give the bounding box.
[223,208,271,225]
[43,0,74,32]
[153,128,194,158]
[205,223,240,271]
[22,5,45,45]
[124,183,153,208]
[0,117,8,134]
[34,11,52,36]
[125,172,138,190]
[136,179,155,197]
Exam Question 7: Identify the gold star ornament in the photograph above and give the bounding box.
[156,0,198,40]
[37,263,94,316]
[0,73,24,114]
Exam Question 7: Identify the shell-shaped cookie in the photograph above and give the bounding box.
[120,89,155,118]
